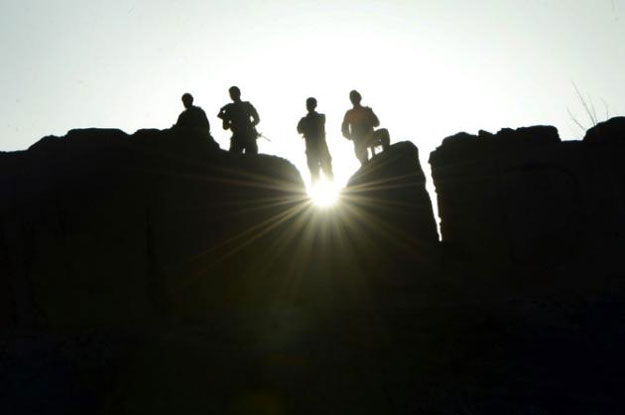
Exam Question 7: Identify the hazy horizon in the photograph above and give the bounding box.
[2,0,624,189]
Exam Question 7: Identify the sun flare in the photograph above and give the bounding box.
[309,180,340,207]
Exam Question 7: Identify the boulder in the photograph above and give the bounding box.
[583,116,625,144]
[345,141,439,266]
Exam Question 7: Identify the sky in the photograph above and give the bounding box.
[1,0,624,196]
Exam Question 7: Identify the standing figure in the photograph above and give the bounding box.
[297,97,334,183]
[341,90,380,165]
[218,86,260,154]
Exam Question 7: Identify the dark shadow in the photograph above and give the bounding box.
[296,97,334,183]
[217,86,260,155]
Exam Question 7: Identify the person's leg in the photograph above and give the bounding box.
[245,137,258,155]
[229,135,244,153]
[320,141,334,180]
[354,140,368,165]
[310,165,320,183]
[306,150,320,183]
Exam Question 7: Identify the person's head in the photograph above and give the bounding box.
[229,86,241,101]
[349,90,362,106]
[181,93,193,109]
[306,97,317,112]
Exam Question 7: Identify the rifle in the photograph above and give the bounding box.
[257,132,273,142]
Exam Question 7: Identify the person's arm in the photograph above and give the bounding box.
[248,103,260,127]
[370,108,380,128]
[341,111,351,139]
[297,117,305,135]
[199,108,210,131]
[217,105,230,130]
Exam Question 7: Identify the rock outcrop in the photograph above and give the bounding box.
[2,124,624,414]
[345,141,439,265]
[0,130,440,329]
[430,120,625,280]
[0,128,448,414]
[583,116,625,144]
[0,128,306,327]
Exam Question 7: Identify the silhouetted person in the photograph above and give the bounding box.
[174,93,217,147]
[218,86,260,154]
[341,90,380,165]
[297,97,334,183]
[175,93,210,131]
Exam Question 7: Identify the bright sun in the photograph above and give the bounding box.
[309,180,340,207]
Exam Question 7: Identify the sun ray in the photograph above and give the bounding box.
[308,179,341,207]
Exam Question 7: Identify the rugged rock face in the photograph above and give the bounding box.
[0,131,440,328]
[583,116,625,144]
[430,121,625,279]
[0,129,449,414]
[346,141,439,263]
[1,126,624,414]
[0,128,307,327]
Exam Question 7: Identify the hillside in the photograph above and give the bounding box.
[1,121,624,414]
